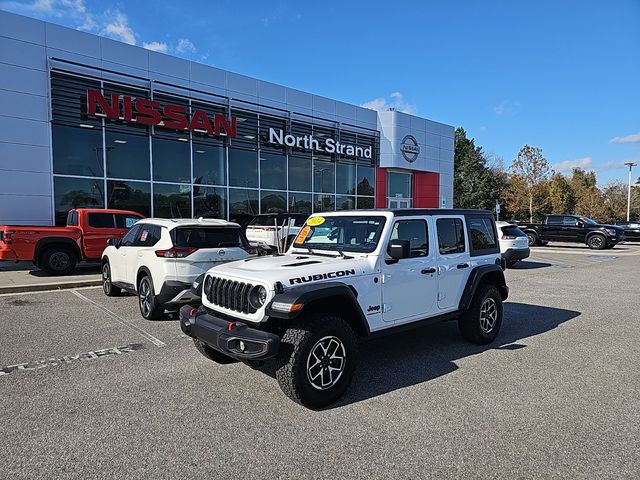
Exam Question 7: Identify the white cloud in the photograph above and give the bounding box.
[610,132,640,144]
[1,0,96,30]
[494,100,521,115]
[102,11,135,45]
[176,38,196,54]
[361,92,417,115]
[553,157,593,174]
[143,41,168,53]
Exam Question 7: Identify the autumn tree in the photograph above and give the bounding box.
[569,168,597,199]
[548,173,575,214]
[601,182,628,222]
[575,186,606,221]
[510,145,551,222]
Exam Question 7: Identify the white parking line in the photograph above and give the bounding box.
[69,290,166,348]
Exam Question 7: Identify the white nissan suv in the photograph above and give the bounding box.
[101,218,251,319]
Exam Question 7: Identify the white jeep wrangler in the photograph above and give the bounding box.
[180,209,508,409]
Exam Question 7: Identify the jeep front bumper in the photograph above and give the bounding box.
[180,305,279,360]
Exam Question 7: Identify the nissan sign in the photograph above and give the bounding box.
[400,135,420,163]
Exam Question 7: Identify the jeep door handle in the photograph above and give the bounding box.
[456,263,469,269]
[421,267,436,274]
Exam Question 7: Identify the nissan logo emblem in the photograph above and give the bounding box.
[400,135,420,163]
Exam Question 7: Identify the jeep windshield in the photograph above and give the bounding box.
[293,216,386,253]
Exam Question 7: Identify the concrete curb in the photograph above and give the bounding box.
[0,279,102,295]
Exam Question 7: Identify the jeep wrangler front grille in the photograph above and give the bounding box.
[205,275,257,314]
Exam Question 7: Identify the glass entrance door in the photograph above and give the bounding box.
[387,171,412,209]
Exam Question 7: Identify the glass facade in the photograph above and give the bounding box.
[50,71,378,224]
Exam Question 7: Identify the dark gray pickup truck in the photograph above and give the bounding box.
[518,215,625,250]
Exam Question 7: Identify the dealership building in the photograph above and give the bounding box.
[0,10,454,226]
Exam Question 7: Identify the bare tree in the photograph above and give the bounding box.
[511,145,551,222]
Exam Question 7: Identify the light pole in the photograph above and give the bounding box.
[624,162,637,221]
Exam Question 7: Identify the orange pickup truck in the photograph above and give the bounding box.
[0,208,144,275]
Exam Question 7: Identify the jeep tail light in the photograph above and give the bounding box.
[155,247,198,258]
[501,234,517,240]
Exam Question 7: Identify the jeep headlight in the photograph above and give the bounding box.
[249,285,267,309]
[605,228,617,236]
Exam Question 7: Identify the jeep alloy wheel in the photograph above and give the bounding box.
[479,298,497,334]
[306,336,346,390]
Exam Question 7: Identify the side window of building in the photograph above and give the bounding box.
[121,225,141,246]
[116,214,142,229]
[134,224,161,247]
[88,213,116,229]
[436,218,466,255]
[466,217,498,255]
[390,220,429,257]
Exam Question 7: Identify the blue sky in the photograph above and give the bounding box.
[2,0,639,184]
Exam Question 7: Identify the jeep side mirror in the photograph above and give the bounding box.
[576,222,583,228]
[388,239,411,260]
[107,238,121,248]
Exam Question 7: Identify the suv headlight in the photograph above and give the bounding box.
[605,228,617,236]
[249,285,267,309]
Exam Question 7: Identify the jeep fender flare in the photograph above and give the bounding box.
[458,264,509,311]
[34,237,81,266]
[265,281,370,336]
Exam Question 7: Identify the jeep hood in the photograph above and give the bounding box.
[204,252,370,288]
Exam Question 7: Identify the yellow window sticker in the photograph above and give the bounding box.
[294,226,311,244]
[307,216,325,226]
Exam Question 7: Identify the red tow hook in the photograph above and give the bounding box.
[188,307,198,317]
[227,322,236,332]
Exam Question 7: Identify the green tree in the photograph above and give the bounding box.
[453,128,503,210]
[569,167,597,200]
[548,173,575,214]
[511,145,551,222]
[575,186,606,221]
[601,181,628,222]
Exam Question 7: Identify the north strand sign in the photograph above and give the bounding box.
[268,128,372,159]
[86,89,237,138]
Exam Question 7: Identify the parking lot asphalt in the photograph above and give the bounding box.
[1,243,639,479]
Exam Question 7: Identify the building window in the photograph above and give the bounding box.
[153,183,191,218]
[288,193,312,215]
[356,197,374,210]
[193,185,226,219]
[289,155,312,192]
[336,163,356,195]
[54,176,104,225]
[52,124,104,177]
[229,188,258,225]
[152,136,190,183]
[336,195,355,211]
[261,190,287,213]
[314,159,335,194]
[107,180,151,217]
[314,194,335,213]
[260,152,287,191]
[193,143,225,186]
[229,148,258,188]
[105,129,150,180]
[356,166,375,196]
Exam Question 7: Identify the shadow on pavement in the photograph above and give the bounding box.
[332,302,580,409]
[509,260,553,270]
[28,264,101,277]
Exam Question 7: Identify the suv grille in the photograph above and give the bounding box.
[205,275,257,314]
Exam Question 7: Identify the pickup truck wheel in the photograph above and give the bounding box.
[275,313,358,409]
[587,234,606,250]
[193,339,237,364]
[102,261,122,296]
[459,284,503,345]
[137,275,164,320]
[41,247,76,276]
[526,232,540,247]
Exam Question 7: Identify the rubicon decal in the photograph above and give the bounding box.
[86,89,237,138]
[289,269,356,285]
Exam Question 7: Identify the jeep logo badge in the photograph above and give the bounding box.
[400,135,420,163]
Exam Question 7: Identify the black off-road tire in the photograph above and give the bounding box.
[193,339,237,364]
[587,234,606,250]
[458,284,503,345]
[275,313,358,409]
[41,247,77,276]
[137,275,164,320]
[526,232,540,247]
[101,261,123,296]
